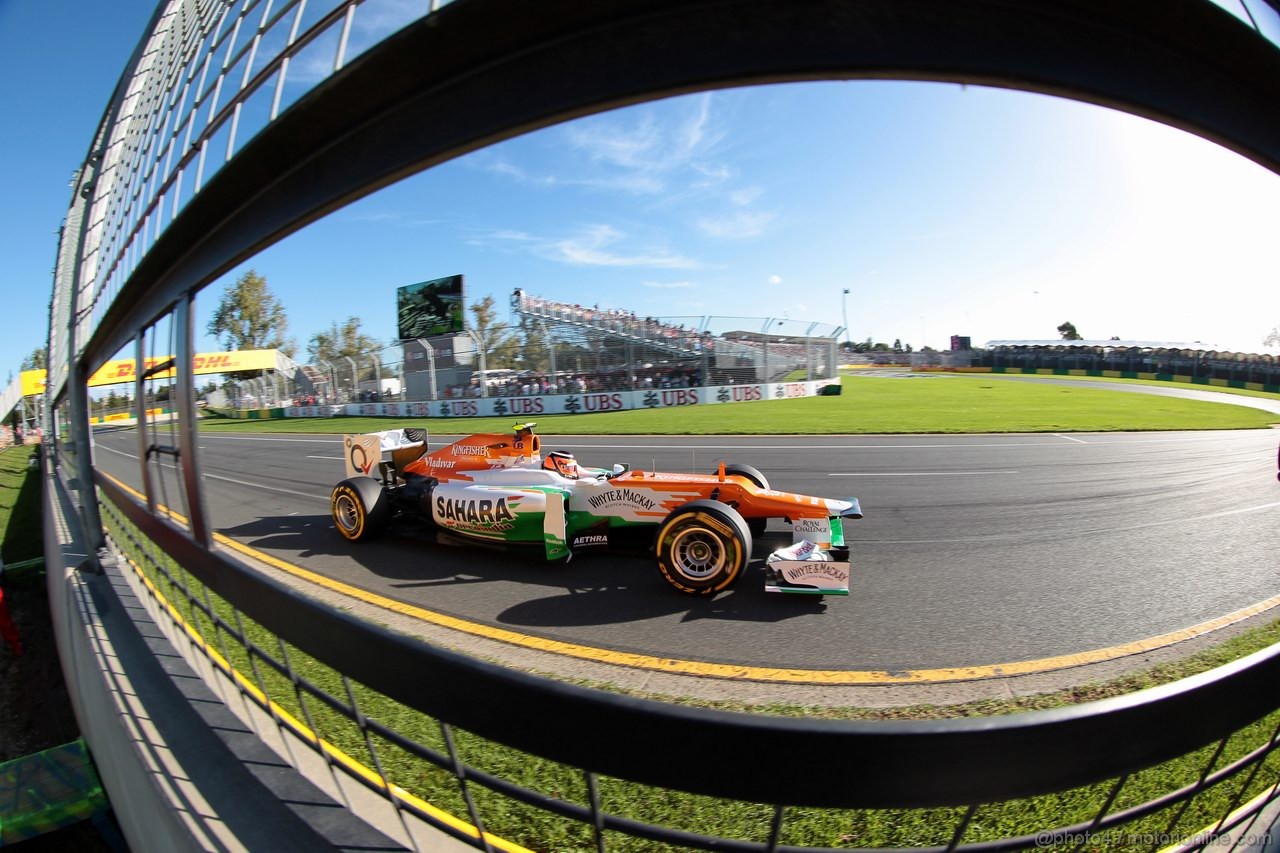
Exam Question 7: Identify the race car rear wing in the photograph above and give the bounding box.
[343,428,429,482]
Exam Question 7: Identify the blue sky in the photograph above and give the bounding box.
[3,0,1278,382]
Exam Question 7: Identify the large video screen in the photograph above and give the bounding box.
[396,274,465,340]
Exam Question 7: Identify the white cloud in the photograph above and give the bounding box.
[482,156,663,195]
[697,210,775,239]
[484,224,700,269]
[642,280,697,289]
[769,275,782,285]
[566,115,662,171]
[339,210,442,227]
[545,225,700,268]
[477,94,733,200]
[486,159,533,181]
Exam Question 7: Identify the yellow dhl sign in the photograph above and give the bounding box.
[20,350,280,395]
[95,408,166,423]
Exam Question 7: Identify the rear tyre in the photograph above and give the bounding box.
[331,477,391,541]
[655,500,753,595]
[721,463,770,538]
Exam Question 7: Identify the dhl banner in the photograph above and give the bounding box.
[21,371,46,397]
[91,408,167,424]
[19,349,280,395]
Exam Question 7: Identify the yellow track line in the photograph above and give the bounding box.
[112,544,533,853]
[102,472,1280,686]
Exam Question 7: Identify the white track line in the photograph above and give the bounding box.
[203,472,329,502]
[829,471,1018,476]
[98,443,330,501]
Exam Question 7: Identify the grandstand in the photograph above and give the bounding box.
[509,289,841,388]
[907,339,1280,388]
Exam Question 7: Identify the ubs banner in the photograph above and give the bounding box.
[285,381,834,419]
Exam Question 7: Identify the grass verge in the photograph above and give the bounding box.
[1,445,43,565]
[970,371,1280,403]
[197,374,1280,436]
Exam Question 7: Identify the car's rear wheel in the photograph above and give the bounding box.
[721,463,770,538]
[331,477,390,541]
[655,500,752,595]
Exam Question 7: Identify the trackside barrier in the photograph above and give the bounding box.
[203,406,287,420]
[40,0,1280,850]
[282,381,834,419]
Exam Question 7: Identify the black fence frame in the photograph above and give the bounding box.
[45,0,1280,849]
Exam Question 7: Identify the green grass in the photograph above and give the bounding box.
[1,446,42,566]
[978,371,1280,402]
[100,499,1280,851]
[198,374,1279,436]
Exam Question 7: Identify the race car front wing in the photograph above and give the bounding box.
[762,535,853,596]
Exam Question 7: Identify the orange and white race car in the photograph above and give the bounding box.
[330,424,863,596]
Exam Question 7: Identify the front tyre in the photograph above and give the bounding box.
[722,463,770,538]
[655,500,753,595]
[331,477,390,541]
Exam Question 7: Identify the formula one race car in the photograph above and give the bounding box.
[330,424,863,596]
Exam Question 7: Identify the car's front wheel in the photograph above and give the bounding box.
[331,477,390,541]
[721,463,770,538]
[655,500,753,595]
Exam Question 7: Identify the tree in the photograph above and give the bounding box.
[1265,327,1279,348]
[307,317,382,384]
[21,346,47,371]
[468,295,518,369]
[1057,321,1082,340]
[206,270,297,376]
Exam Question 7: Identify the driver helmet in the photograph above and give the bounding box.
[543,450,579,479]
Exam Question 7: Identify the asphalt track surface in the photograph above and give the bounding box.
[92,380,1280,676]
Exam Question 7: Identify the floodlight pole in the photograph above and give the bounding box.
[842,288,851,348]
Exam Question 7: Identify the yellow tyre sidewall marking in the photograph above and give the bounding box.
[332,486,364,540]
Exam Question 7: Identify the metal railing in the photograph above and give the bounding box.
[41,0,1280,850]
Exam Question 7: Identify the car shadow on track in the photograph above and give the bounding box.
[216,515,830,628]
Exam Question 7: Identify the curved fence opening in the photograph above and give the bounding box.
[34,0,1280,850]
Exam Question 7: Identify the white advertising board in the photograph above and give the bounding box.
[283,381,834,419]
